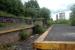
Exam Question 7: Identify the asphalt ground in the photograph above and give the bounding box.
[45,24,75,41]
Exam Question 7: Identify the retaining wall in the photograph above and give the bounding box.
[0,26,33,44]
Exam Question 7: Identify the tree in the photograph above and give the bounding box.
[24,0,40,17]
[24,0,39,8]
[0,0,24,16]
[70,4,75,25]
[39,7,51,19]
[0,0,7,11]
[39,7,51,26]
[7,0,24,16]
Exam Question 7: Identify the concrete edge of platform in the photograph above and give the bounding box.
[0,25,34,34]
[35,41,75,44]
[34,25,53,43]
[33,25,75,50]
[33,41,75,50]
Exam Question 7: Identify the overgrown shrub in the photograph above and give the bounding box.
[70,19,75,26]
[47,20,53,27]
[46,18,53,27]
[33,25,45,34]
[0,11,16,17]
[55,20,70,24]
[19,31,29,40]
[0,23,16,27]
[0,23,6,27]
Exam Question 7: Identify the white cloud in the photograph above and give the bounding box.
[38,0,75,11]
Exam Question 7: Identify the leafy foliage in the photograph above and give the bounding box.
[19,31,30,40]
[0,11,16,17]
[39,7,50,19]
[70,5,75,26]
[0,0,52,27]
[24,0,40,8]
[56,20,70,24]
[0,0,51,19]
[0,23,5,27]
[47,18,53,26]
[0,0,24,16]
[39,8,51,26]
[33,25,45,34]
[24,0,40,17]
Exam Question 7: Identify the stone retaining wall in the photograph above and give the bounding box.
[0,16,33,25]
[0,27,33,44]
[0,16,46,26]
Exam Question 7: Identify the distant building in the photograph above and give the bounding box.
[59,12,65,20]
[56,14,58,21]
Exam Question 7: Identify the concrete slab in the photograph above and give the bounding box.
[45,24,75,41]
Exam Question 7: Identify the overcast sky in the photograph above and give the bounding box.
[21,0,75,20]
[21,0,75,12]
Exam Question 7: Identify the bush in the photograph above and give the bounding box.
[46,19,53,27]
[70,19,75,26]
[33,25,45,34]
[55,20,70,24]
[0,11,16,17]
[0,23,6,27]
[0,23,16,27]
[47,20,53,26]
[19,31,29,40]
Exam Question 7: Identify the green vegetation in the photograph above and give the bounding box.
[24,0,40,17]
[47,18,53,26]
[0,0,24,16]
[0,11,16,17]
[70,19,75,26]
[55,19,70,24]
[0,0,51,20]
[19,31,30,40]
[0,0,52,26]
[33,25,45,34]
[70,5,75,26]
[38,8,51,26]
[0,23,6,27]
[0,0,40,18]
[39,7,50,18]
[0,0,52,35]
[0,23,17,27]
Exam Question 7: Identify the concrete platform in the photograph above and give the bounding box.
[45,24,75,41]
[33,24,75,50]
